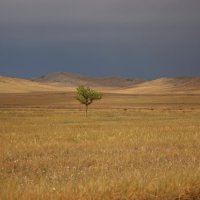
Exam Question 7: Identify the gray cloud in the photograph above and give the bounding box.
[1,0,200,25]
[0,0,200,78]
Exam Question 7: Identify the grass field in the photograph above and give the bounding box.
[0,92,200,200]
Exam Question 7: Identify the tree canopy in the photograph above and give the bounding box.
[76,85,102,116]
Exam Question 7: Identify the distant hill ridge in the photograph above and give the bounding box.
[0,72,200,94]
[0,75,68,93]
[117,76,200,94]
[33,72,146,88]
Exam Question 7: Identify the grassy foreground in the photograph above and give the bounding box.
[0,93,200,200]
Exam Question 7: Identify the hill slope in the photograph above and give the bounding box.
[1,74,200,94]
[0,76,68,93]
[33,72,145,89]
[117,77,200,94]
[33,73,200,94]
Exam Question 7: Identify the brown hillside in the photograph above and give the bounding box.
[1,74,200,94]
[33,72,145,88]
[117,77,200,94]
[0,76,69,93]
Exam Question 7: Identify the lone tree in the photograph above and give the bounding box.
[76,85,102,117]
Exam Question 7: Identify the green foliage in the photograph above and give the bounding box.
[76,85,102,105]
[76,85,102,116]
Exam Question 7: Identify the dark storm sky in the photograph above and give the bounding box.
[0,0,200,78]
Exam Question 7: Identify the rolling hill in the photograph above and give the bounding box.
[117,77,200,94]
[33,72,200,94]
[33,72,145,89]
[1,73,200,94]
[0,76,68,93]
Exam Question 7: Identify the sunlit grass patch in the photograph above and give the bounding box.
[0,93,200,199]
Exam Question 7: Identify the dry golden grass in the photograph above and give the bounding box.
[117,78,200,94]
[0,92,200,200]
[0,76,71,93]
[1,75,200,95]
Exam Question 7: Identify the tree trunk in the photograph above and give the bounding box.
[85,105,88,117]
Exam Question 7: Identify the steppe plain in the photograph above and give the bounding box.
[0,75,200,200]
